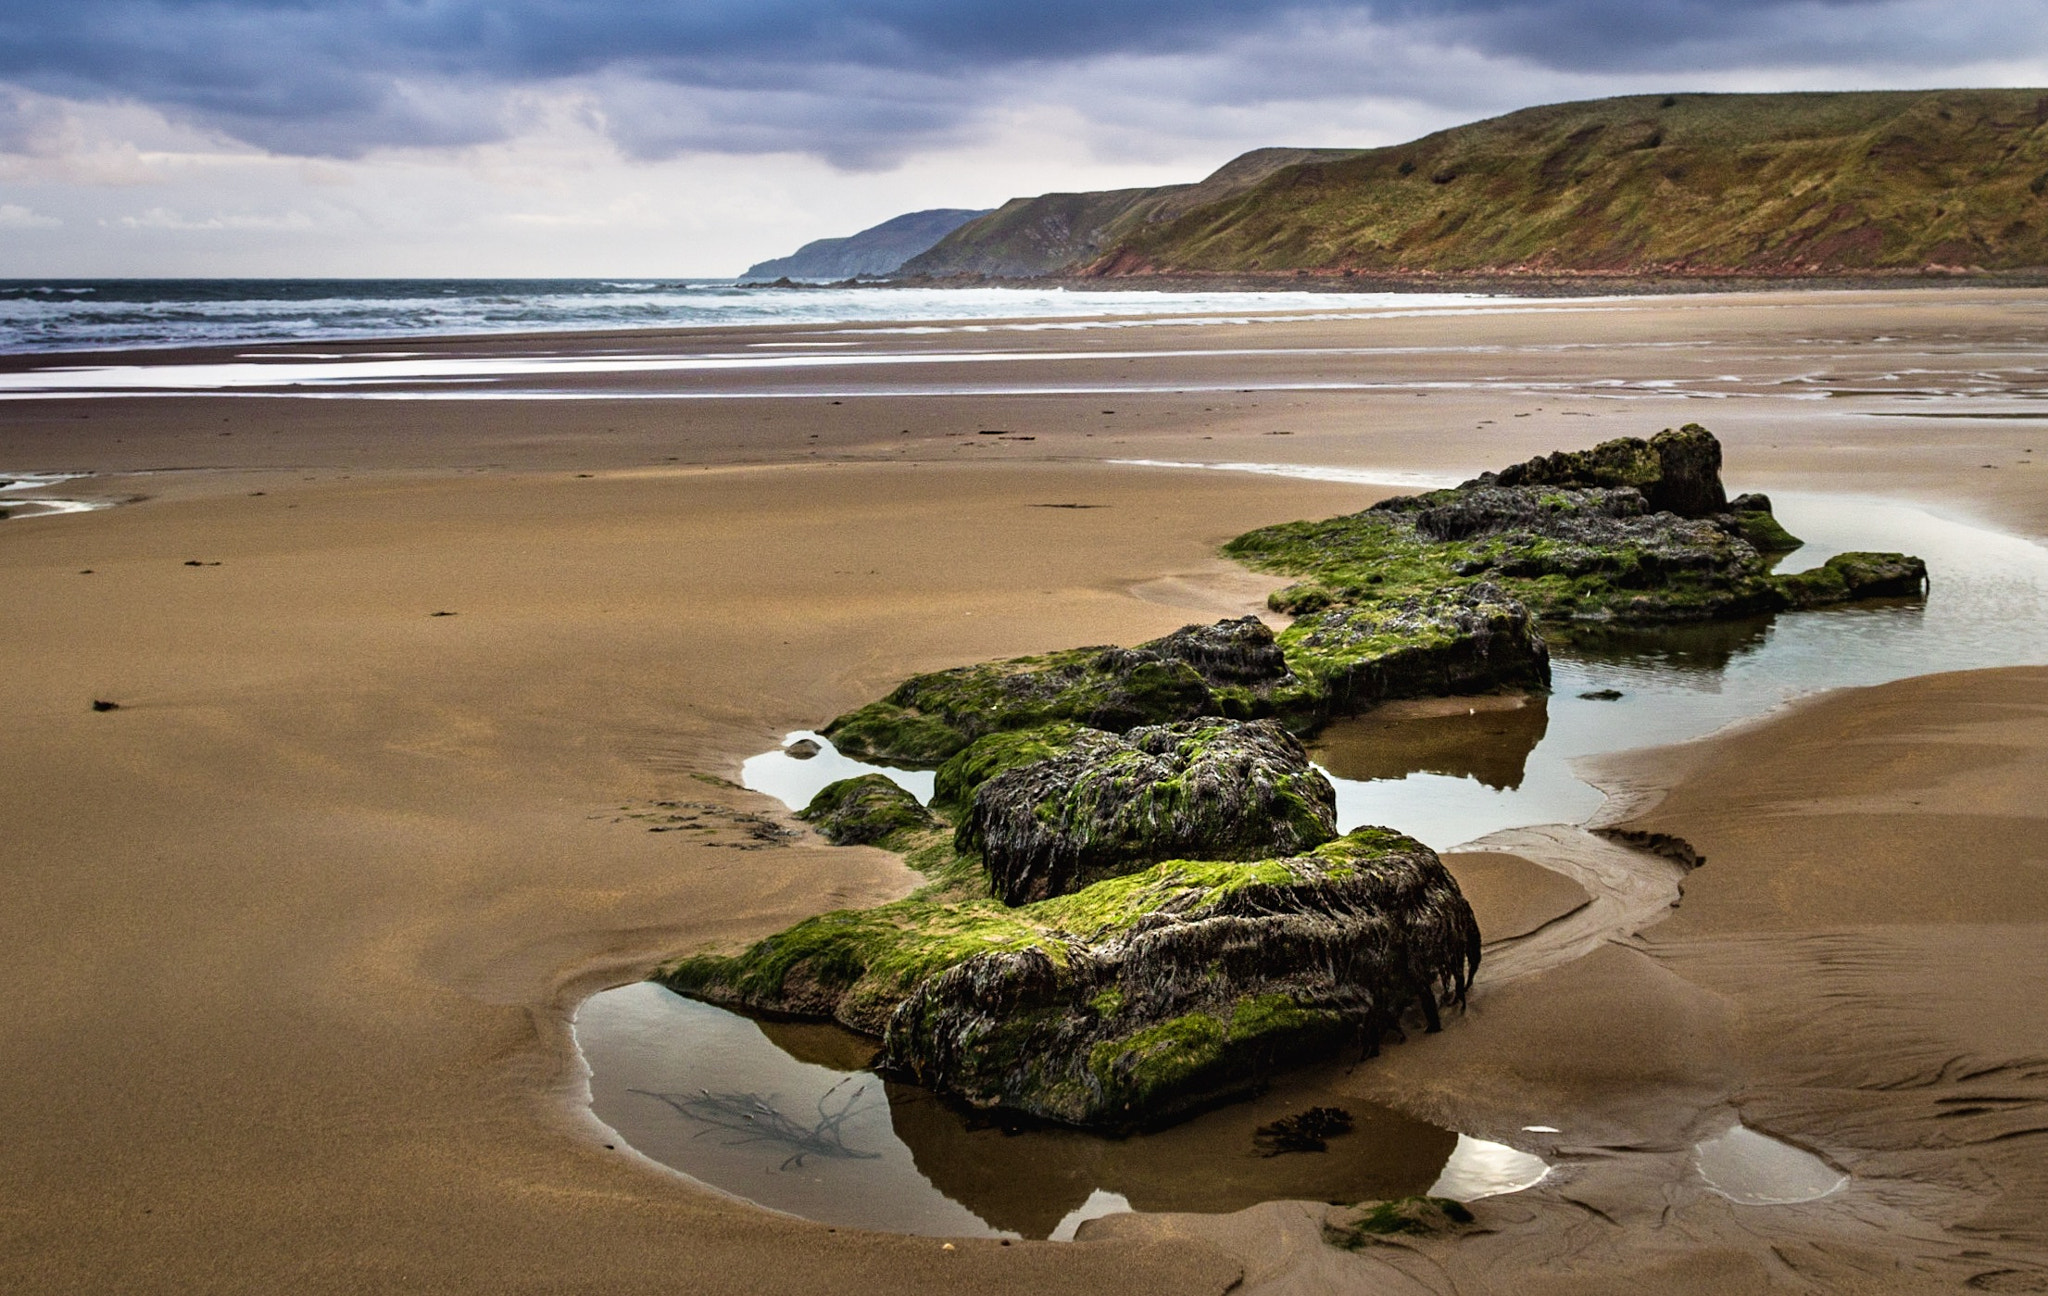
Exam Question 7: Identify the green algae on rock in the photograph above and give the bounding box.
[798,775,936,848]
[822,644,1214,765]
[661,828,1479,1128]
[959,718,1339,905]
[1278,582,1551,712]
[822,615,1313,766]
[883,829,1479,1128]
[1774,550,1930,605]
[1229,425,1924,638]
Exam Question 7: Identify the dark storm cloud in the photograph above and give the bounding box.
[0,0,2033,161]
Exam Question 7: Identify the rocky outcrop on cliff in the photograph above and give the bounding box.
[959,718,1338,905]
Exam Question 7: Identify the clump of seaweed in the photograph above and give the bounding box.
[1254,1106,1355,1156]
[629,1077,881,1171]
[1323,1196,1477,1248]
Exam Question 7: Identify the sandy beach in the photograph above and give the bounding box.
[5,285,2048,1294]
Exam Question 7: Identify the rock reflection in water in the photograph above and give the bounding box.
[1558,617,1774,676]
[886,1070,1454,1239]
[1311,695,1548,790]
[580,984,1458,1240]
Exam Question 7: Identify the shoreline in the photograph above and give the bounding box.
[3,277,2046,370]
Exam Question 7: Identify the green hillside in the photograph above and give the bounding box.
[898,147,1361,277]
[1069,90,2048,279]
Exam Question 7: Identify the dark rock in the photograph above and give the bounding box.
[1141,615,1290,686]
[880,828,1481,1128]
[91,699,120,712]
[798,775,936,847]
[1726,491,1803,552]
[1279,582,1551,713]
[931,721,1111,815]
[1255,1106,1354,1155]
[1403,484,1647,543]
[1774,551,1929,605]
[825,633,1222,766]
[785,738,822,760]
[823,615,1328,767]
[1475,423,1728,517]
[960,719,1339,905]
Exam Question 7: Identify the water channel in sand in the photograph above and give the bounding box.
[574,489,2048,1238]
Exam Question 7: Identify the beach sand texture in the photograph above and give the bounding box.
[5,287,2048,1293]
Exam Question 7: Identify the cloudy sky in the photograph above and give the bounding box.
[3,0,2046,276]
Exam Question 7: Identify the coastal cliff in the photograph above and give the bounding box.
[903,90,2048,282]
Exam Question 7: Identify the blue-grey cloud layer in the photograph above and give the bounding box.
[1,0,2040,163]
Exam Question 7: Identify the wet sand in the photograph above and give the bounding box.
[5,286,2048,1294]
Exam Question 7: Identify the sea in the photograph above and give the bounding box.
[0,279,1509,355]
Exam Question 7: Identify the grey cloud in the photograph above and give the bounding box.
[1,0,2043,163]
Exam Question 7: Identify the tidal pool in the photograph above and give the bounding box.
[1694,1124,1847,1205]
[578,982,1499,1239]
[580,490,2048,1234]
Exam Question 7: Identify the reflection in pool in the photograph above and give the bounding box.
[584,491,2048,1234]
[578,984,1484,1239]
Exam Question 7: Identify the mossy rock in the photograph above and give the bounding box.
[959,718,1339,905]
[659,826,1480,1127]
[822,645,1217,765]
[1229,426,1921,641]
[1727,492,1804,554]
[930,721,1107,816]
[798,775,936,847]
[1278,582,1552,712]
[822,616,1313,766]
[1482,423,1728,517]
[1772,550,1929,606]
[882,827,1481,1128]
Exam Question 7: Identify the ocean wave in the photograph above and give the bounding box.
[0,279,1519,354]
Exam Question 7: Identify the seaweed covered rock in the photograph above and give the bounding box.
[798,775,936,847]
[960,719,1338,905]
[1229,425,1924,641]
[882,829,1481,1128]
[929,721,1113,815]
[823,644,1215,765]
[823,615,1309,765]
[658,827,1480,1127]
[1479,422,1728,517]
[1728,492,1803,554]
[1278,582,1551,711]
[1775,551,1930,605]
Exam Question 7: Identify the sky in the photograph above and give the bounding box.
[2,0,2047,277]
